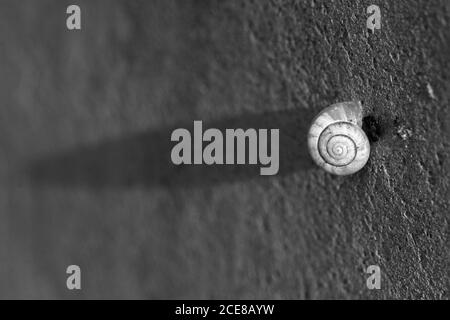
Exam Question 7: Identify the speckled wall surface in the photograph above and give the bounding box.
[0,0,448,299]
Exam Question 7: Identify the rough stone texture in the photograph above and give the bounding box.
[0,0,449,299]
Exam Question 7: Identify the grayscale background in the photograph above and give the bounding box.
[0,0,449,299]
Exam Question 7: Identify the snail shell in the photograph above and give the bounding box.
[308,101,370,175]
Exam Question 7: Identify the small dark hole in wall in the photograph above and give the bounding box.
[362,116,382,142]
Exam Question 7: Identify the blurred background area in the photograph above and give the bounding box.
[0,0,449,299]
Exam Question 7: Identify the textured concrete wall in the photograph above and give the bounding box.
[0,0,448,299]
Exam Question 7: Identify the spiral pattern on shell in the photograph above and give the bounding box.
[308,101,370,175]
